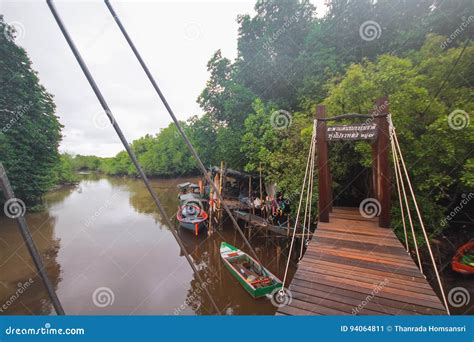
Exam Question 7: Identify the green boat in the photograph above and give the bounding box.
[220,242,282,298]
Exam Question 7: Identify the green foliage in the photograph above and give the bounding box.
[53,154,78,185]
[0,16,63,205]
[319,36,473,238]
[70,155,102,171]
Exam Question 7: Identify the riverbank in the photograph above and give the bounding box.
[0,174,293,315]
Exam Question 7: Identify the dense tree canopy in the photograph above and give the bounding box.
[3,0,472,238]
[0,16,64,206]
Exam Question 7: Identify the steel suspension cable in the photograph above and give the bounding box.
[0,163,65,315]
[391,126,451,315]
[104,0,262,265]
[46,0,220,315]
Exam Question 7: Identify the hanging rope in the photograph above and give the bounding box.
[389,116,451,315]
[300,120,317,259]
[391,143,409,251]
[393,139,424,273]
[282,119,317,289]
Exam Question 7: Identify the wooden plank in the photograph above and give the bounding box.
[312,236,409,256]
[305,248,419,271]
[307,246,419,270]
[319,222,394,236]
[298,260,432,290]
[291,279,446,315]
[296,264,437,295]
[277,304,318,316]
[299,258,429,285]
[291,289,383,315]
[302,251,423,277]
[277,207,447,316]
[293,270,445,310]
[291,298,350,315]
[314,230,402,247]
[290,284,415,315]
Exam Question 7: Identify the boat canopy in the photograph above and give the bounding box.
[209,166,257,179]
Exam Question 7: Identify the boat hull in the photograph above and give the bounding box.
[452,241,474,275]
[179,220,207,234]
[220,242,282,298]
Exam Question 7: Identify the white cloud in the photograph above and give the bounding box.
[2,0,327,157]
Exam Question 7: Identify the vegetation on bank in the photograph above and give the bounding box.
[0,16,67,206]
[1,1,472,240]
[96,1,473,236]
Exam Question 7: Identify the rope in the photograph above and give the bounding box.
[391,124,451,315]
[389,118,423,271]
[300,120,317,259]
[282,119,316,289]
[388,117,410,251]
[391,143,408,251]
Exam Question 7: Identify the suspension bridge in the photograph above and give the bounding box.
[0,1,452,317]
[277,98,449,316]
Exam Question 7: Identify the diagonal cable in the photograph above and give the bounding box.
[104,0,263,266]
[46,0,220,315]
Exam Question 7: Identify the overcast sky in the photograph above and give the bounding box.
[1,0,326,157]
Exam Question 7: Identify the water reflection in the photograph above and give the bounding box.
[0,174,293,315]
[0,211,61,315]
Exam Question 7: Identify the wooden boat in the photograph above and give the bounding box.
[220,242,282,298]
[177,204,208,236]
[452,241,474,275]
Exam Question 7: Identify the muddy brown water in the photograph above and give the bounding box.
[0,174,295,315]
[0,174,470,315]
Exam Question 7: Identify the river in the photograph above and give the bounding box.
[0,174,295,315]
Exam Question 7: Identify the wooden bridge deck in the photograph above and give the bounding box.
[277,207,447,316]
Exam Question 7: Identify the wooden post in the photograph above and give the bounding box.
[371,135,379,201]
[217,161,224,230]
[249,176,254,214]
[316,105,330,222]
[375,97,391,228]
[259,162,263,213]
